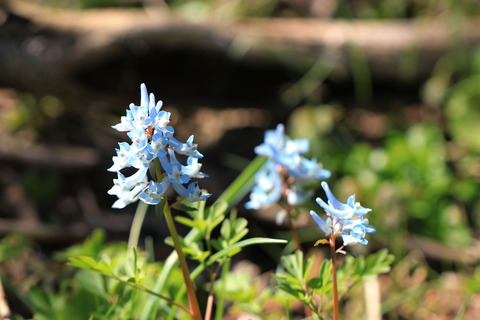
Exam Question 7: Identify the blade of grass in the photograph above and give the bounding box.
[216,156,267,209]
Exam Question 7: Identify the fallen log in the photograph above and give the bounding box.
[4,0,480,94]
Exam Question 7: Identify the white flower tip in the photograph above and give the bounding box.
[276,210,287,225]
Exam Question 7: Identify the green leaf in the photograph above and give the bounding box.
[354,256,366,275]
[280,251,313,284]
[307,277,323,289]
[192,250,211,262]
[75,270,108,299]
[363,249,395,277]
[93,260,113,275]
[229,219,249,244]
[56,229,105,260]
[207,237,287,265]
[220,219,232,240]
[172,202,199,213]
[29,287,55,317]
[68,256,98,270]
[205,201,228,235]
[319,260,332,293]
[193,218,207,235]
[277,283,307,301]
[175,216,195,228]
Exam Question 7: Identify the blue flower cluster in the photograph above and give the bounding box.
[310,182,376,246]
[108,84,210,209]
[245,124,331,210]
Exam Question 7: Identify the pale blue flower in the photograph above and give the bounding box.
[173,182,211,202]
[246,124,330,209]
[166,149,206,179]
[139,180,170,205]
[147,133,168,158]
[108,168,149,209]
[309,212,340,235]
[286,186,313,206]
[169,135,203,158]
[245,165,283,210]
[108,142,134,172]
[310,181,375,246]
[108,84,209,208]
[340,217,376,246]
[315,181,371,220]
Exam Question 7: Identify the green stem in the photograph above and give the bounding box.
[163,202,202,320]
[128,200,149,248]
[100,270,190,314]
[214,259,230,320]
[330,232,339,320]
[140,251,180,319]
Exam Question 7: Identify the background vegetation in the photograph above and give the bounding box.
[0,0,480,319]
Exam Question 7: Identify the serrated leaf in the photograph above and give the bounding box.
[68,256,98,270]
[205,201,228,234]
[280,251,313,284]
[277,283,307,301]
[93,260,113,275]
[363,249,395,276]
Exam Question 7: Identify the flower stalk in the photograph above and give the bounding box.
[330,231,339,320]
[128,200,149,248]
[310,181,376,319]
[163,202,202,320]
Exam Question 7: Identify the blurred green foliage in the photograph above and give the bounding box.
[274,250,394,318]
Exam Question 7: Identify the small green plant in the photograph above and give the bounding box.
[11,84,391,320]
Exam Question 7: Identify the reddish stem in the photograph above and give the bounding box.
[163,203,202,320]
[330,232,339,320]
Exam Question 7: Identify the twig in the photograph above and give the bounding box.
[0,281,11,320]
